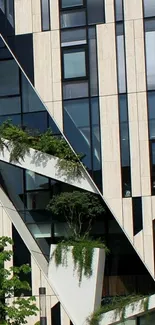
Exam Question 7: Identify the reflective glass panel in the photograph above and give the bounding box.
[41,0,50,31]
[145,20,155,89]
[25,170,49,191]
[61,10,86,28]
[61,0,83,8]
[0,0,5,13]
[116,32,126,93]
[148,91,155,119]
[88,27,98,96]
[64,99,92,169]
[63,81,88,99]
[6,0,14,27]
[22,74,45,112]
[0,60,19,96]
[120,122,130,167]
[0,97,21,115]
[144,0,155,18]
[61,28,86,47]
[91,98,101,170]
[115,0,123,21]
[119,95,128,122]
[0,114,21,126]
[23,112,47,132]
[26,191,50,210]
[87,0,104,25]
[63,49,86,79]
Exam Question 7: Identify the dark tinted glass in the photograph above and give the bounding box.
[144,0,155,18]
[6,0,14,27]
[22,74,45,112]
[48,117,61,135]
[91,98,101,170]
[61,28,86,47]
[119,95,128,122]
[61,10,86,28]
[115,0,123,21]
[0,0,5,13]
[63,81,88,99]
[61,0,83,8]
[132,197,143,235]
[116,31,126,93]
[88,27,98,96]
[0,114,21,126]
[64,99,92,169]
[0,60,19,96]
[51,303,61,325]
[0,97,21,115]
[23,112,48,132]
[25,170,49,191]
[87,0,105,24]
[41,0,50,31]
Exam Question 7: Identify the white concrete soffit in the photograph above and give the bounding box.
[0,34,154,280]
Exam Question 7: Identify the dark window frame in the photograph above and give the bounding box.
[60,0,86,11]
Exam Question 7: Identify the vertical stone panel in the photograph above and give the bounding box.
[124,0,143,20]
[32,0,41,33]
[15,0,32,35]
[105,0,115,23]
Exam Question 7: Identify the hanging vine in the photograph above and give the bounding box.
[52,239,108,285]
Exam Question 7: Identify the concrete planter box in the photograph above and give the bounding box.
[48,244,106,325]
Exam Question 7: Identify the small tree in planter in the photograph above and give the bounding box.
[47,191,108,284]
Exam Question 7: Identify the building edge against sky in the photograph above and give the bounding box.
[1,0,155,324]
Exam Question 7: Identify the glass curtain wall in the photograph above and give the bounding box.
[60,0,104,190]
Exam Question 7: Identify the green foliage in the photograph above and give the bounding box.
[52,239,108,285]
[47,191,105,239]
[0,121,83,176]
[34,322,40,325]
[0,236,38,325]
[88,294,149,325]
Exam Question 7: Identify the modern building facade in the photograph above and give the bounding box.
[1,0,155,324]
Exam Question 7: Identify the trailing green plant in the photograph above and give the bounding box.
[47,191,108,284]
[34,322,40,325]
[52,239,108,285]
[0,120,84,176]
[87,294,150,325]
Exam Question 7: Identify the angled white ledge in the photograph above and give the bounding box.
[0,144,97,194]
[99,294,155,325]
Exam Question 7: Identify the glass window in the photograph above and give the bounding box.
[26,191,50,210]
[61,28,87,47]
[0,161,24,196]
[115,0,123,21]
[48,117,61,135]
[25,171,49,191]
[64,99,92,169]
[145,20,155,90]
[120,122,130,166]
[144,0,155,18]
[148,91,155,139]
[61,0,83,8]
[0,97,21,115]
[0,0,5,13]
[87,0,105,25]
[119,95,128,122]
[23,112,48,132]
[63,48,86,79]
[22,74,45,112]
[116,24,126,93]
[0,114,21,126]
[0,60,19,96]
[61,10,86,28]
[88,27,98,96]
[132,197,143,235]
[6,0,14,27]
[63,81,88,99]
[41,0,50,31]
[91,98,101,170]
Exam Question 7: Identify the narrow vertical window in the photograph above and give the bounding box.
[6,0,14,27]
[0,0,5,13]
[145,19,155,90]
[41,0,50,31]
[132,197,143,235]
[88,27,98,96]
[116,23,126,93]
[147,91,155,194]
[115,0,123,21]
[87,0,105,25]
[119,95,131,197]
